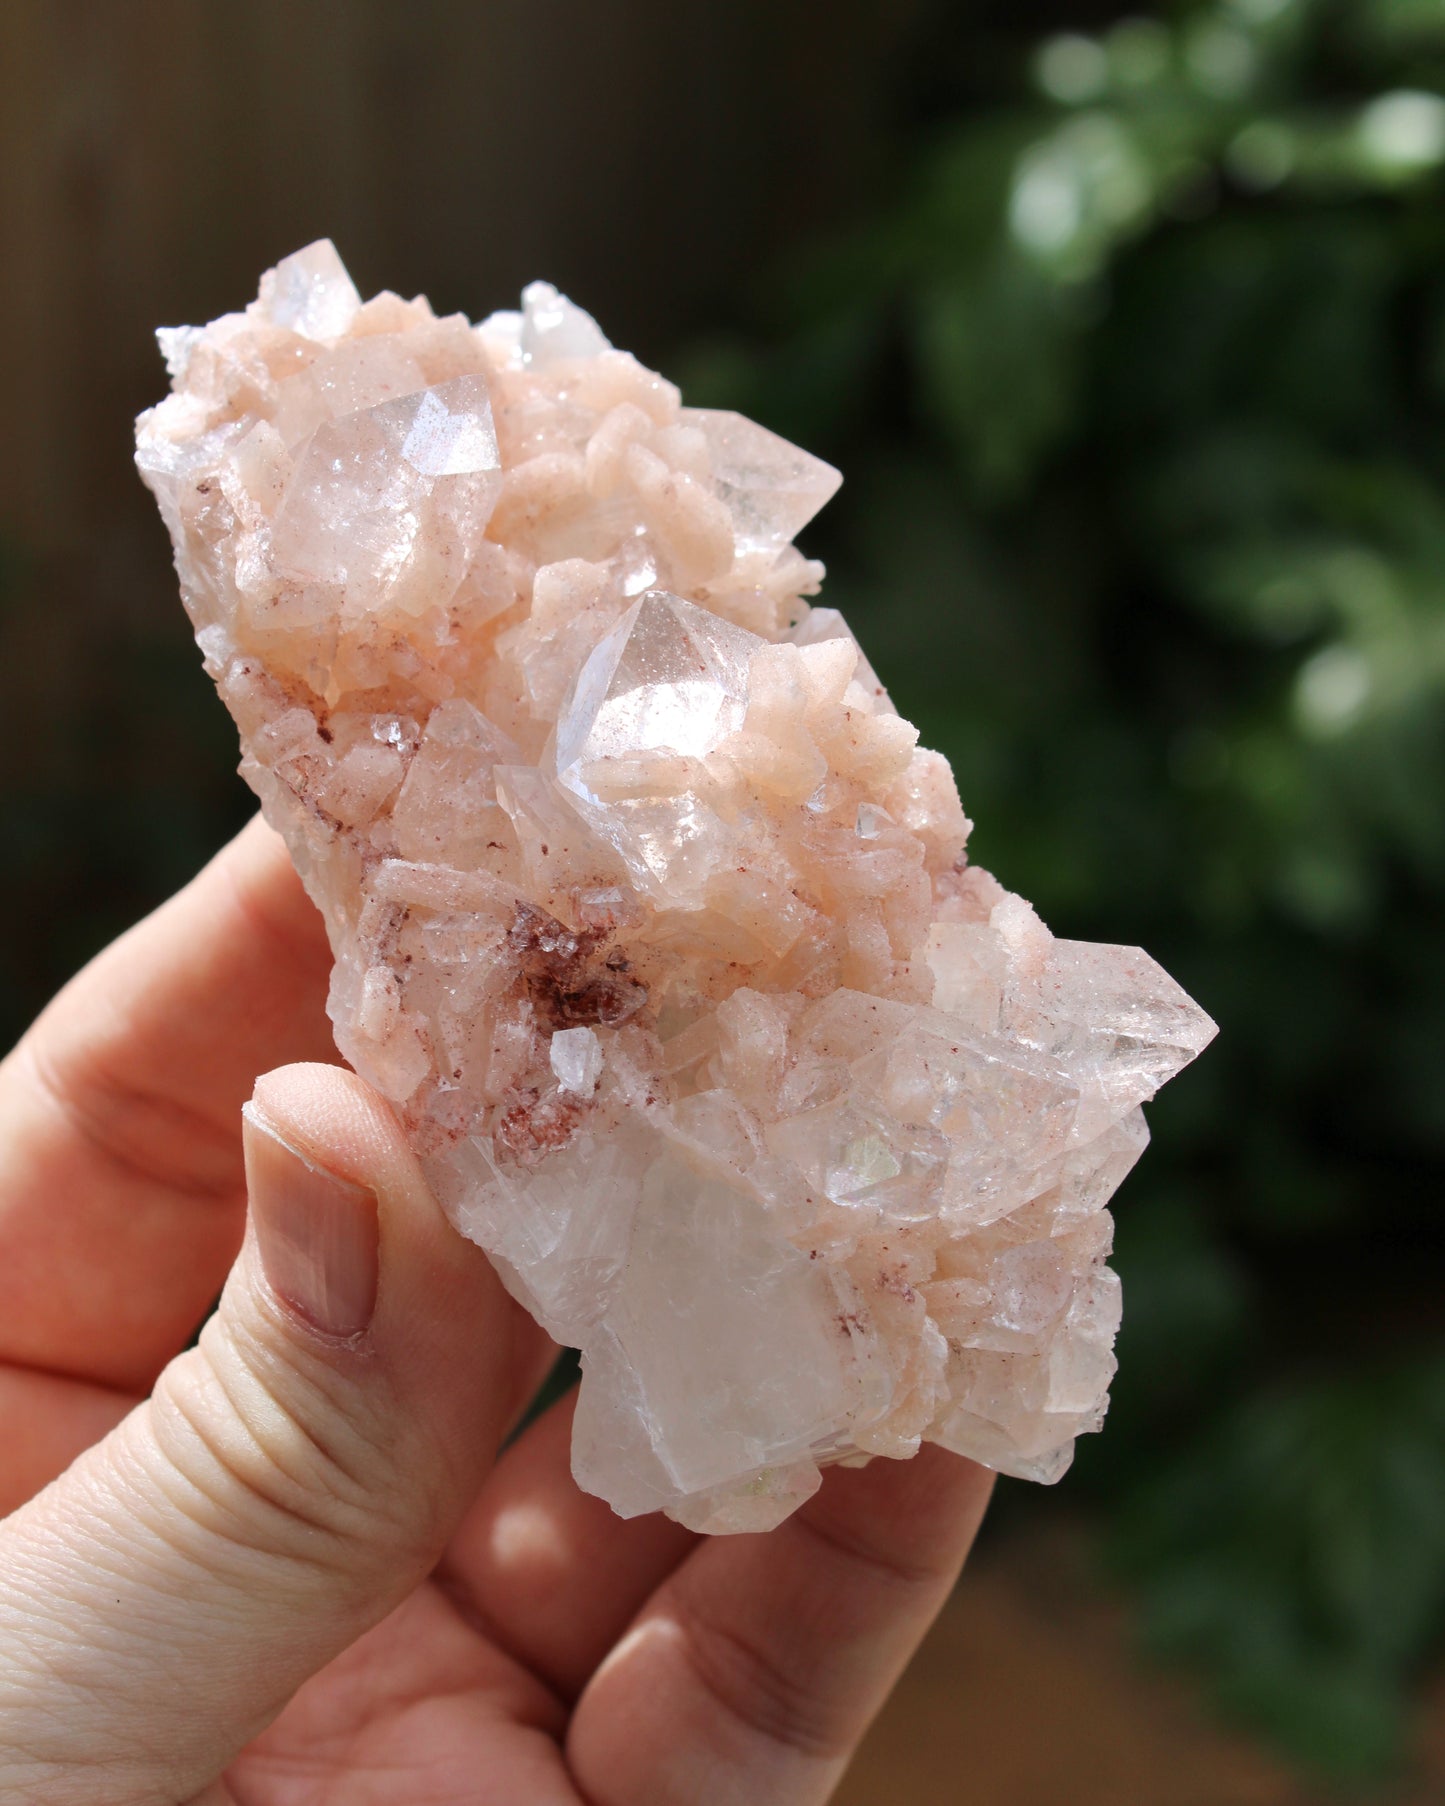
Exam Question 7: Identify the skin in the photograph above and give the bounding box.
[0,816,993,1806]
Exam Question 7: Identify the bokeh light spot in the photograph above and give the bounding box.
[1294,645,1371,736]
[1358,90,1445,172]
[1036,34,1109,106]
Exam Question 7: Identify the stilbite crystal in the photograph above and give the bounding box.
[137,242,1217,1532]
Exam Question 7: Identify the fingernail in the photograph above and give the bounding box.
[242,1103,379,1337]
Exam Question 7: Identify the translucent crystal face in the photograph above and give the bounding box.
[272,376,501,598]
[686,409,844,553]
[137,240,1217,1533]
[555,590,761,898]
[259,237,362,341]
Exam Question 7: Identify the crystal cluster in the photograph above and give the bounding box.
[137,242,1216,1532]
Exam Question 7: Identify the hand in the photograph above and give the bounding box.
[0,817,993,1806]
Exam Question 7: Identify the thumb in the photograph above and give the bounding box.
[0,1062,544,1805]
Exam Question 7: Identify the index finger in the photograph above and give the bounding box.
[0,815,336,1391]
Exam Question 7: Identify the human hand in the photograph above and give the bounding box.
[0,818,993,1806]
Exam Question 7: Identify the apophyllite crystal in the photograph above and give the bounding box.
[137,241,1216,1532]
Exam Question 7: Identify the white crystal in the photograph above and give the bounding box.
[551,1025,605,1097]
[522,279,611,364]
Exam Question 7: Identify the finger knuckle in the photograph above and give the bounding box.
[669,1589,850,1764]
[139,1328,427,1580]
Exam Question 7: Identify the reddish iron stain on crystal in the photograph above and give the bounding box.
[493,1083,590,1166]
[507,901,647,1032]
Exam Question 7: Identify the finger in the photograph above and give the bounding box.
[439,1388,697,1701]
[567,1445,994,1806]
[0,815,336,1390]
[0,1367,138,1517]
[0,1063,549,1806]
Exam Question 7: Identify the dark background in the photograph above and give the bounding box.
[3,1,1443,1798]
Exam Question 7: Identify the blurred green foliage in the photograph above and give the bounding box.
[684,0,1445,1780]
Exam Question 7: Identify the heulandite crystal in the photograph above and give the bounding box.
[137,242,1216,1532]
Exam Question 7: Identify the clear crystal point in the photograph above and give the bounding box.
[256,238,362,341]
[684,407,842,551]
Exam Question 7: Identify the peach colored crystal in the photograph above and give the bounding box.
[137,242,1216,1532]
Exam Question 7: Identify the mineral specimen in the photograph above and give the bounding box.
[137,242,1217,1532]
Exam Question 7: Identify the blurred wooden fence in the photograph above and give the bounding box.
[0,0,906,560]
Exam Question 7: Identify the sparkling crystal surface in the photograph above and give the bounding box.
[137,242,1217,1532]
